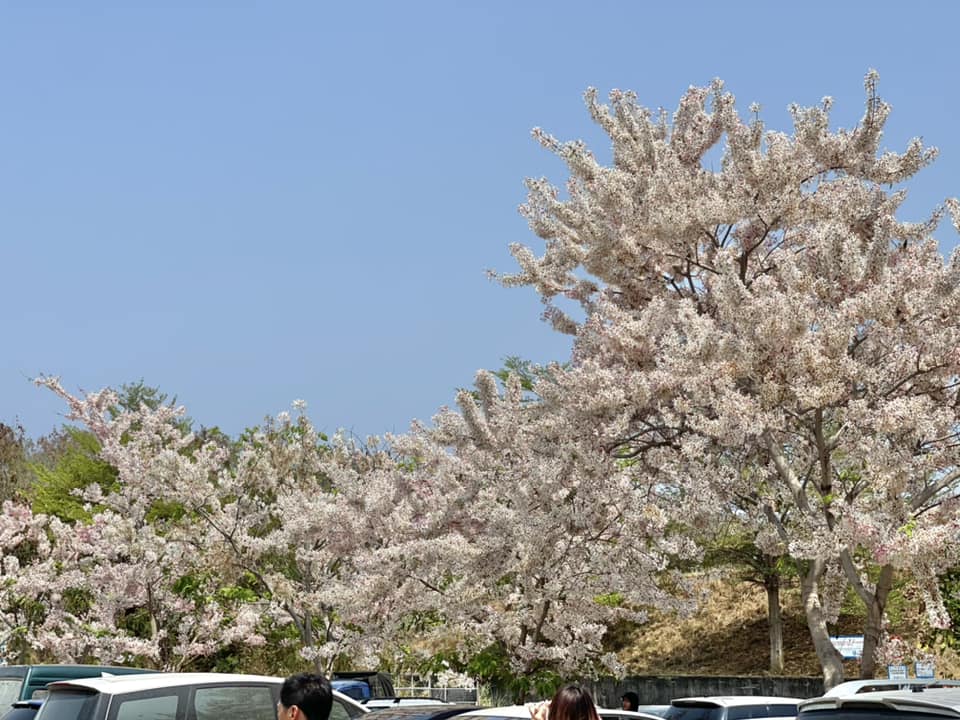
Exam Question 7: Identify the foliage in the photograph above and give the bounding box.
[500,70,960,686]
[29,427,116,522]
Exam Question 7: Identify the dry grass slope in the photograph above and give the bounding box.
[614,579,864,677]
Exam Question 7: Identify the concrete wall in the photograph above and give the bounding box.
[486,675,825,706]
[584,675,825,706]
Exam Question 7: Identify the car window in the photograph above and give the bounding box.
[194,686,274,720]
[37,691,101,720]
[0,680,23,709]
[728,707,769,720]
[113,693,179,720]
[768,707,798,718]
[665,708,723,720]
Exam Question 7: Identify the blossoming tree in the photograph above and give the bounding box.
[503,71,960,687]
[36,378,381,671]
[26,378,264,668]
[325,370,695,698]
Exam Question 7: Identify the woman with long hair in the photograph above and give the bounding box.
[530,685,601,720]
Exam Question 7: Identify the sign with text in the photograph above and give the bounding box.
[888,665,909,680]
[915,661,935,679]
[830,635,864,659]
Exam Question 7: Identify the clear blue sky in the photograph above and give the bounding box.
[3,1,959,440]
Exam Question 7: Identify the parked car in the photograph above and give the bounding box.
[663,697,803,720]
[820,680,960,697]
[363,704,479,720]
[32,673,368,720]
[0,700,43,720]
[332,673,397,701]
[799,687,960,720]
[365,699,454,709]
[636,707,671,719]
[456,705,664,720]
[0,665,156,708]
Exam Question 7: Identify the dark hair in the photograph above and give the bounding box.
[548,685,600,720]
[280,673,333,720]
[621,692,640,712]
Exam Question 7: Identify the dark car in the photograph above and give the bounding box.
[0,666,157,720]
[332,673,397,700]
[364,704,479,720]
[0,700,43,720]
[0,665,156,706]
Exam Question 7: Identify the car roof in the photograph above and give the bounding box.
[47,673,282,694]
[800,688,960,715]
[457,707,662,720]
[671,698,803,707]
[362,704,479,720]
[822,681,960,698]
[44,674,366,713]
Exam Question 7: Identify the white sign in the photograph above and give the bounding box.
[888,664,909,680]
[830,635,864,659]
[915,661,935,679]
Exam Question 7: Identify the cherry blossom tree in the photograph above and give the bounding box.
[326,370,696,699]
[502,71,960,687]
[26,378,264,669]
[36,378,378,672]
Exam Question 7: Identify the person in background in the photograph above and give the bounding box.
[277,673,333,720]
[621,692,640,713]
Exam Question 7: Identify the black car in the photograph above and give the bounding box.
[365,704,480,720]
[0,700,42,720]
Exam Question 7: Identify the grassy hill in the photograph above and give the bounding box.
[610,577,957,678]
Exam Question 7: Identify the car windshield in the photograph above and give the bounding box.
[664,708,724,720]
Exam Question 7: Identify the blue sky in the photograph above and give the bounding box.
[3,1,959,440]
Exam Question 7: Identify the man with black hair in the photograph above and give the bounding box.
[278,673,333,720]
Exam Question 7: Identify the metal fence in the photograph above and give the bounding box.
[394,687,478,703]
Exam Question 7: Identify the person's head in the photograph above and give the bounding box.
[621,692,640,712]
[278,673,333,720]
[548,685,599,720]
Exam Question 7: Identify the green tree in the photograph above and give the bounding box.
[0,422,34,502]
[29,381,188,522]
[29,426,117,522]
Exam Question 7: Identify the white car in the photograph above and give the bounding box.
[799,687,960,719]
[455,705,664,720]
[663,696,803,720]
[820,679,960,697]
[34,672,369,720]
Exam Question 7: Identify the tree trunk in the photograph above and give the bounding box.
[766,574,785,674]
[801,558,845,690]
[859,564,895,678]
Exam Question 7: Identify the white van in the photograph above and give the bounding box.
[34,673,367,720]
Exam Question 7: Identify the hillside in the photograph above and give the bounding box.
[611,578,940,678]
